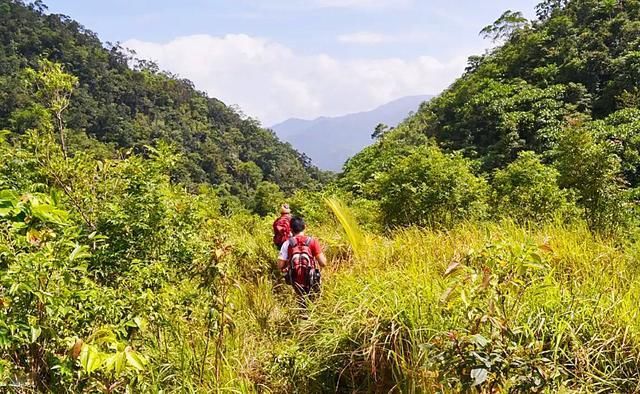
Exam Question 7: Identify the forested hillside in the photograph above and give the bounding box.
[4,0,640,392]
[0,0,327,210]
[342,0,640,232]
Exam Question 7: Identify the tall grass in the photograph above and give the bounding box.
[324,197,368,260]
[146,201,640,393]
[256,201,640,392]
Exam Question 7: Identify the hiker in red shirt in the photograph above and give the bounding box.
[278,217,327,305]
[272,203,292,249]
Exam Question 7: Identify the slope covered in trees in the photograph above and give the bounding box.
[4,0,640,392]
[0,0,327,210]
[341,0,640,232]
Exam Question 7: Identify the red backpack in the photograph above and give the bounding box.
[273,215,291,248]
[285,235,321,294]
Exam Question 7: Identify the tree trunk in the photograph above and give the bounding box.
[55,111,67,159]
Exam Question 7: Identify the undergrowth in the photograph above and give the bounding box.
[3,130,640,392]
[231,218,640,393]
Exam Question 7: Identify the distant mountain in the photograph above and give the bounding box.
[271,95,433,171]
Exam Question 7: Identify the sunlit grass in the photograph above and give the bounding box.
[139,199,640,392]
[246,200,640,392]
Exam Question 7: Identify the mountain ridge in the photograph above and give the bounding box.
[271,94,433,171]
[0,0,327,208]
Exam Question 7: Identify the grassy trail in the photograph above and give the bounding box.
[217,205,640,392]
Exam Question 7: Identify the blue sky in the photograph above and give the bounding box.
[46,0,540,124]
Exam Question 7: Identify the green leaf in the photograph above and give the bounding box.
[0,190,18,202]
[530,252,543,264]
[470,334,489,348]
[0,190,18,217]
[104,351,126,375]
[30,326,41,343]
[79,344,104,374]
[114,351,126,374]
[125,347,146,371]
[460,289,470,307]
[123,320,137,328]
[133,316,146,331]
[69,244,91,262]
[30,203,68,225]
[0,130,10,143]
[87,328,117,345]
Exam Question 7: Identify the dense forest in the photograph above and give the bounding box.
[3,0,640,392]
[342,0,640,233]
[0,0,328,211]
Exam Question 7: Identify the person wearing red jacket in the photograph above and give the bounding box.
[272,203,292,249]
[278,216,327,306]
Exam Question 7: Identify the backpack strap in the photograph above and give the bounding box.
[304,237,316,269]
[287,237,296,273]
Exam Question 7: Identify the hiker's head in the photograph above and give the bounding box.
[290,216,305,235]
[280,203,291,215]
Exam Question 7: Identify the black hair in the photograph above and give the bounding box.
[290,216,306,235]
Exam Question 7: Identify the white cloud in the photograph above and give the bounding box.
[338,30,431,45]
[124,34,469,125]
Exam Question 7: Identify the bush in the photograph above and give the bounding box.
[252,181,285,217]
[491,151,575,223]
[288,189,334,226]
[553,126,629,233]
[376,145,488,228]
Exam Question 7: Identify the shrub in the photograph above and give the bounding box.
[288,189,334,226]
[553,126,629,233]
[491,151,575,223]
[376,145,488,228]
[252,181,284,217]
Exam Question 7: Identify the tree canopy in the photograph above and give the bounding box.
[341,0,640,232]
[0,0,330,211]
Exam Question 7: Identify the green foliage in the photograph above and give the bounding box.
[288,189,334,226]
[370,123,390,140]
[278,220,640,393]
[0,115,300,391]
[0,55,252,390]
[491,151,575,223]
[3,0,640,392]
[0,185,145,391]
[23,59,78,120]
[0,0,326,209]
[252,181,284,217]
[339,124,431,197]
[480,10,531,42]
[553,124,628,233]
[407,79,574,169]
[341,0,640,232]
[376,145,488,228]
[588,108,640,185]
[22,59,78,156]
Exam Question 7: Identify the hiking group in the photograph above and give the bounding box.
[272,204,327,305]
